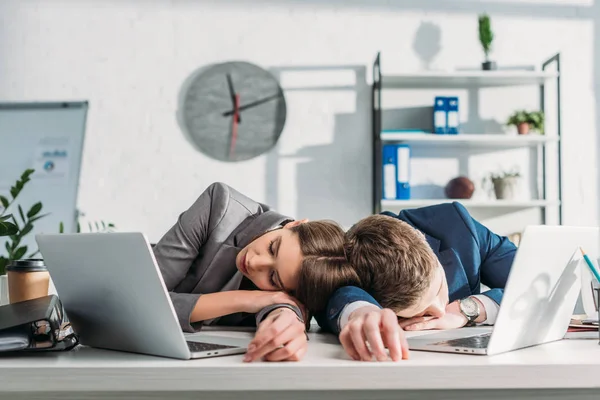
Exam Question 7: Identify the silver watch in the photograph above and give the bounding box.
[458,297,480,326]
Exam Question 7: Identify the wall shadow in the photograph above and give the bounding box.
[267,66,370,227]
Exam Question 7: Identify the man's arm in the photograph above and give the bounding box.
[471,217,517,305]
[323,286,382,334]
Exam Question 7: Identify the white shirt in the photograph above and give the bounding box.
[338,295,500,332]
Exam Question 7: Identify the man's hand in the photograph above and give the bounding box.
[399,300,468,331]
[339,306,409,362]
[244,308,307,362]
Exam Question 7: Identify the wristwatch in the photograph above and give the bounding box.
[458,297,480,327]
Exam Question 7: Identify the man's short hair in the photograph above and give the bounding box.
[344,214,438,312]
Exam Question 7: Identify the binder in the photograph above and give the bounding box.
[382,144,411,200]
[447,96,460,134]
[0,295,78,352]
[433,96,447,134]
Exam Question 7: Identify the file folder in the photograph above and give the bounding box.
[447,96,460,134]
[382,144,410,200]
[433,96,447,134]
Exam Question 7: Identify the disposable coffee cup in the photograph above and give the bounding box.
[7,259,50,304]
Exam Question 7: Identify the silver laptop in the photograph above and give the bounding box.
[408,225,599,356]
[35,232,248,360]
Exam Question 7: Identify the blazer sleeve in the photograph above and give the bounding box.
[462,207,517,305]
[153,182,229,332]
[322,286,381,334]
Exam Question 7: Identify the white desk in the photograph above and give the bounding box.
[0,328,599,400]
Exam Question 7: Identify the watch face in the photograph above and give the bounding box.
[461,297,479,318]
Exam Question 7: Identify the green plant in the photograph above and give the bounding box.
[478,14,494,61]
[0,169,48,275]
[507,110,545,133]
[490,167,521,181]
[59,219,115,233]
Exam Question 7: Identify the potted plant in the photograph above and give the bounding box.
[0,169,47,305]
[507,110,545,135]
[487,168,521,200]
[478,14,496,70]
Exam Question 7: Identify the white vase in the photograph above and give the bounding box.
[0,275,8,306]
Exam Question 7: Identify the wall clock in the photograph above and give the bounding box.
[180,61,287,162]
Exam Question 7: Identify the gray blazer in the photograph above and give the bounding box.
[153,182,293,332]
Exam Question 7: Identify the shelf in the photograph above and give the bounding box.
[380,133,557,148]
[381,199,560,209]
[380,70,558,89]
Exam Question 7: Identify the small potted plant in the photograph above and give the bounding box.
[487,168,521,200]
[478,13,496,70]
[507,110,545,135]
[0,169,47,305]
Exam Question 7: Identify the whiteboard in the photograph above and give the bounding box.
[0,102,88,255]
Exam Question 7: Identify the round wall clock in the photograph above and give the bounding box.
[180,61,287,162]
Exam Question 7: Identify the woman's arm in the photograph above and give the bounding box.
[153,183,230,331]
[190,290,299,322]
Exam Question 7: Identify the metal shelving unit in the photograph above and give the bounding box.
[371,52,562,224]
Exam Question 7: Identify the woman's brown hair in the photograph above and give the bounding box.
[290,220,361,314]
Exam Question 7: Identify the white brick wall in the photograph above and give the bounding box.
[0,0,597,241]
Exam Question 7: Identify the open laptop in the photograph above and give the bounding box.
[408,225,599,356]
[35,232,248,360]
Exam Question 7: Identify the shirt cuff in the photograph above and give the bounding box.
[472,295,499,325]
[338,301,381,332]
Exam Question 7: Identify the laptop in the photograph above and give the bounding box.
[407,225,599,356]
[35,232,248,360]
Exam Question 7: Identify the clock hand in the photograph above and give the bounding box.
[229,94,240,159]
[225,73,241,123]
[222,93,283,117]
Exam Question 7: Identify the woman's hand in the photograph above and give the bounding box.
[243,290,305,316]
[244,308,308,362]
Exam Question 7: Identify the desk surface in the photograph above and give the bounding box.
[0,328,599,393]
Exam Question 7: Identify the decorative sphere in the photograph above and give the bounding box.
[445,176,475,199]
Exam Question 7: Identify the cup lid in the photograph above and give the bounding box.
[6,258,47,272]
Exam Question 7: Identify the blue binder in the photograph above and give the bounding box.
[447,96,460,134]
[382,144,410,200]
[433,96,447,134]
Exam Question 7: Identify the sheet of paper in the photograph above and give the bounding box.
[31,138,70,183]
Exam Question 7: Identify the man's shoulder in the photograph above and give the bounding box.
[383,201,471,226]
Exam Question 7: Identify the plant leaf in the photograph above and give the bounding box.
[0,215,12,222]
[29,213,49,224]
[10,186,18,199]
[95,221,100,231]
[108,223,115,228]
[59,222,64,234]
[77,222,81,233]
[13,246,27,260]
[5,242,10,254]
[0,196,9,208]
[20,223,33,237]
[18,205,25,224]
[0,256,7,275]
[0,221,18,236]
[88,222,93,232]
[21,169,34,181]
[27,202,43,218]
[27,249,40,258]
[101,221,106,230]
[9,236,20,252]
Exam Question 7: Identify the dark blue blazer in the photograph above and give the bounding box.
[317,202,517,334]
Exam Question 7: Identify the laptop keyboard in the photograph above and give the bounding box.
[432,333,491,349]
[186,341,238,352]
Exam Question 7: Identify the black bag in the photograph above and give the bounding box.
[0,295,78,353]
